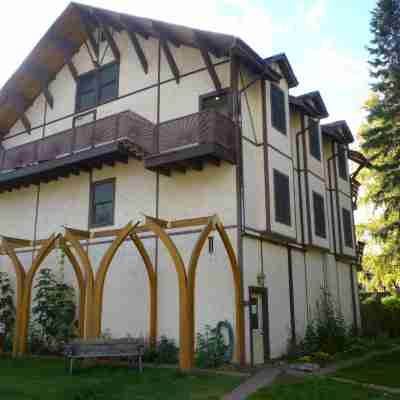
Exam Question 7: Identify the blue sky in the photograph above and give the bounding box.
[0,0,376,141]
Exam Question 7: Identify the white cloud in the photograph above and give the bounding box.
[293,41,369,136]
[305,0,326,31]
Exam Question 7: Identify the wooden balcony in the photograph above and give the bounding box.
[0,110,237,193]
[144,111,237,175]
[0,111,154,193]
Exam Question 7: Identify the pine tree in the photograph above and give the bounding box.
[361,0,400,263]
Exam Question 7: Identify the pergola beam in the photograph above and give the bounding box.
[160,40,179,83]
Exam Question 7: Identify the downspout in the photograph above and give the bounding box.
[230,43,246,366]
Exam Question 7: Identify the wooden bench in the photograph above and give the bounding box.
[64,339,144,374]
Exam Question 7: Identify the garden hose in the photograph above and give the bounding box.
[216,320,234,362]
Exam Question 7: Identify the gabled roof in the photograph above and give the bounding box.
[321,120,354,144]
[0,2,289,139]
[289,91,329,119]
[264,53,299,89]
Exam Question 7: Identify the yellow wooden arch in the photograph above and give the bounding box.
[1,240,26,356]
[64,228,96,338]
[19,234,59,354]
[60,238,86,338]
[145,217,192,371]
[93,222,158,346]
[188,218,245,366]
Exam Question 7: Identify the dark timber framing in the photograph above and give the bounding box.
[93,14,121,62]
[160,40,180,84]
[122,20,149,74]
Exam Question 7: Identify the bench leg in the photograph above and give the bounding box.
[138,355,143,373]
[70,358,73,375]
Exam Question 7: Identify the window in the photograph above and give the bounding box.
[76,62,119,112]
[313,192,326,238]
[342,208,353,248]
[270,84,287,135]
[273,169,291,226]
[90,179,115,228]
[199,89,231,116]
[309,120,321,161]
[338,145,348,180]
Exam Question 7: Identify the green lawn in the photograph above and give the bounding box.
[335,349,400,388]
[0,357,243,400]
[248,375,400,400]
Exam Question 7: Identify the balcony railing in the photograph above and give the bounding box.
[153,110,236,155]
[0,109,237,187]
[0,111,154,173]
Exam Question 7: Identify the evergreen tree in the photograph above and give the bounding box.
[0,271,15,341]
[361,0,400,264]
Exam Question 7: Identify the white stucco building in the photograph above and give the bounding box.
[0,3,363,367]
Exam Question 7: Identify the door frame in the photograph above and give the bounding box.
[248,286,270,366]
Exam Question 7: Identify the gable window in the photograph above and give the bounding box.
[76,62,119,113]
[342,208,353,248]
[90,179,115,228]
[273,169,291,226]
[309,120,321,161]
[338,145,348,180]
[270,84,287,135]
[199,89,231,116]
[313,192,326,238]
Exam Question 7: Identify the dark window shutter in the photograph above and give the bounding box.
[273,169,291,226]
[309,121,321,160]
[271,84,287,135]
[342,208,353,248]
[338,146,348,180]
[313,192,326,238]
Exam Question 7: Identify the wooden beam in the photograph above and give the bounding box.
[160,40,180,84]
[50,36,80,82]
[152,21,181,48]
[121,21,148,74]
[200,48,221,91]
[77,9,99,58]
[24,63,55,109]
[64,227,91,239]
[67,61,79,82]
[93,13,120,62]
[1,236,31,248]
[194,32,221,91]
[20,114,31,134]
[119,15,150,40]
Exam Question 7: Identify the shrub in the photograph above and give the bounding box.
[0,271,15,350]
[195,324,227,368]
[361,294,400,338]
[31,268,77,354]
[301,288,349,355]
[142,335,179,364]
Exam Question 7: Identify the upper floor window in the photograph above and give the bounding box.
[90,178,115,228]
[313,191,326,238]
[309,120,321,161]
[273,169,291,226]
[199,89,231,116]
[76,62,119,113]
[342,208,353,248]
[338,145,348,180]
[271,84,287,135]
